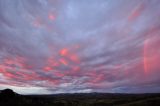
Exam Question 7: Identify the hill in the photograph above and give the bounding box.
[0,89,160,106]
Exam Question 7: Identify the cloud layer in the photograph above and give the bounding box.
[0,0,160,94]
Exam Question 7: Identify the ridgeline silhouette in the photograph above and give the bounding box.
[0,89,160,106]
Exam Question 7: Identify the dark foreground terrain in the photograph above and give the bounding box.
[0,89,160,106]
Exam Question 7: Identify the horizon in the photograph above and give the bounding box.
[1,88,160,95]
[0,0,160,94]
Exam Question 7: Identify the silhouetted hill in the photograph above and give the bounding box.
[0,89,17,97]
[0,89,160,106]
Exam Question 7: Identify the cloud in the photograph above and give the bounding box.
[0,0,160,94]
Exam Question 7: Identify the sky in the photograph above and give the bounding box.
[0,0,160,94]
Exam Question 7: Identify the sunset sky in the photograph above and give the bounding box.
[0,0,160,94]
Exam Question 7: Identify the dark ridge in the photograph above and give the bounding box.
[0,89,18,98]
[0,89,160,106]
